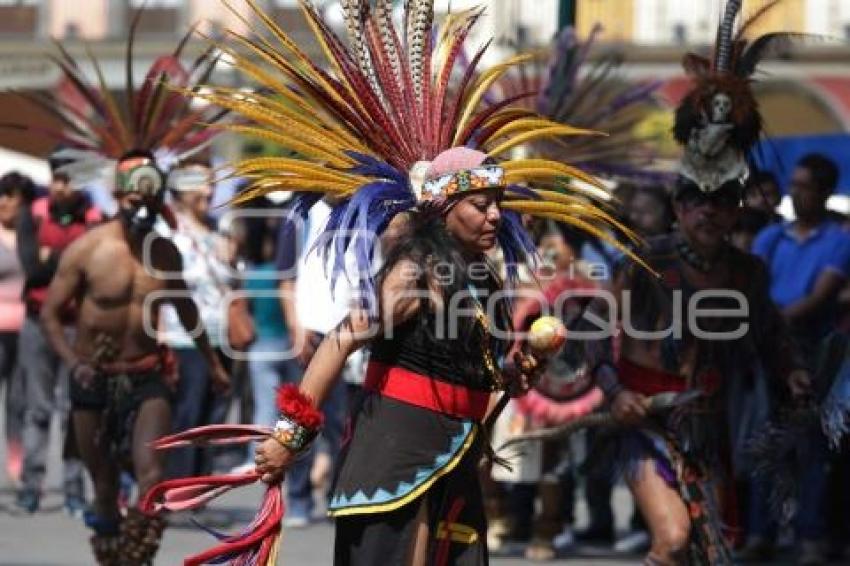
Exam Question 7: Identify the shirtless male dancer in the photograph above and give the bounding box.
[41,152,230,565]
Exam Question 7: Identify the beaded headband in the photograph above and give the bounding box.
[420,165,505,202]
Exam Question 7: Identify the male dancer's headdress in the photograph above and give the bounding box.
[191,0,645,302]
[672,0,804,193]
[494,25,668,186]
[5,10,224,198]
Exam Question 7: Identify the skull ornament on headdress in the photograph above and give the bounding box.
[673,0,805,194]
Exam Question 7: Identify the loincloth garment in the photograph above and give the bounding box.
[70,347,176,463]
[589,359,733,565]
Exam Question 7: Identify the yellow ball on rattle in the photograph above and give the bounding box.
[527,316,567,355]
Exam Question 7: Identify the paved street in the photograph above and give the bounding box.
[0,413,643,565]
[0,485,648,566]
[0,415,804,565]
[1,469,651,565]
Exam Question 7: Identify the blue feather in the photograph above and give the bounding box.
[345,151,408,185]
[310,176,416,312]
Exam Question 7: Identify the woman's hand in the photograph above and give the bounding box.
[254,437,296,484]
[509,350,544,396]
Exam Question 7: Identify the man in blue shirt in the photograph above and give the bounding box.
[753,154,850,355]
[752,153,848,564]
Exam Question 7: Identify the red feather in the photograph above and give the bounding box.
[303,6,408,165]
[150,424,271,450]
[441,39,492,150]
[393,26,425,156]
[135,56,186,139]
[364,19,415,163]
[432,14,479,151]
[421,32,435,156]
[456,91,538,147]
[681,53,711,79]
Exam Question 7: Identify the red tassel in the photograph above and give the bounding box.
[184,486,284,566]
[150,424,271,450]
[140,472,260,514]
[145,423,289,565]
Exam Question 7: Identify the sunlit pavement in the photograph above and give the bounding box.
[0,414,807,565]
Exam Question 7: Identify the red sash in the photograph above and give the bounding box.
[364,361,490,420]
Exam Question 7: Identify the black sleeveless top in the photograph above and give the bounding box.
[369,272,510,392]
[369,308,495,391]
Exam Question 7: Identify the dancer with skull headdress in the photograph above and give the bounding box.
[8,12,230,565]
[572,2,814,564]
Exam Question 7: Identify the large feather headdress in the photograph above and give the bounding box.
[673,0,805,193]
[195,0,644,299]
[5,10,224,191]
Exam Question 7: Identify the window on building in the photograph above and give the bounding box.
[0,0,41,37]
[127,0,182,36]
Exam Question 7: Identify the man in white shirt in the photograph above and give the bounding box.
[275,199,360,525]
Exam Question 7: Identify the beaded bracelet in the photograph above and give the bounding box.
[272,416,319,453]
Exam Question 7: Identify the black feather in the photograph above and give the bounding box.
[736,32,807,77]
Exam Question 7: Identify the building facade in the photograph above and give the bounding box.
[0,0,846,158]
[577,0,850,44]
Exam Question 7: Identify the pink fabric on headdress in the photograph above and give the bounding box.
[422,147,490,214]
[425,147,489,181]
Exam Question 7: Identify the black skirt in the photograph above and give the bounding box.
[330,393,488,565]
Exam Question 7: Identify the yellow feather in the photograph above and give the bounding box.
[453,53,535,145]
[518,189,589,207]
[296,1,369,116]
[234,159,366,185]
[242,0,313,63]
[501,204,652,273]
[201,83,368,152]
[202,94,359,158]
[487,126,605,158]
[432,8,482,79]
[501,160,609,191]
[485,119,602,145]
[203,44,317,117]
[223,125,353,167]
[475,109,540,137]
[504,167,605,191]
[504,200,641,244]
[245,177,355,193]
[222,28,352,116]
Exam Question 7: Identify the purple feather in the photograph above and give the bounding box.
[497,209,537,286]
[314,177,415,312]
[584,80,663,126]
[505,184,541,200]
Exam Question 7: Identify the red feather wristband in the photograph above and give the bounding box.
[275,384,324,430]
